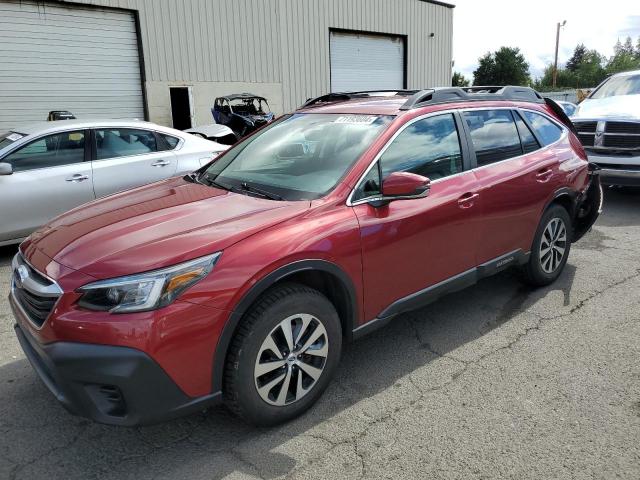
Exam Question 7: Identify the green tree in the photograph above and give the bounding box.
[566,43,587,72]
[473,52,495,85]
[535,47,606,90]
[607,36,640,74]
[452,71,470,87]
[472,47,530,86]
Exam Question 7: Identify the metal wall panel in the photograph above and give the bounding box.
[5,0,453,116]
[0,0,145,130]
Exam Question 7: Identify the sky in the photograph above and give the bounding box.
[451,0,640,81]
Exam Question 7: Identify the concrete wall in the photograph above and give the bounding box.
[52,0,454,126]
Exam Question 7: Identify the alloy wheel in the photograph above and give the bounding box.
[539,217,567,274]
[254,313,329,406]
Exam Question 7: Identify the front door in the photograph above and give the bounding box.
[351,113,482,321]
[91,127,178,198]
[0,129,94,242]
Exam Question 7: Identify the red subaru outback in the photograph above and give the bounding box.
[10,87,601,426]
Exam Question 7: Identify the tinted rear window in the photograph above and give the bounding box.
[464,110,521,166]
[522,111,563,146]
[514,112,540,154]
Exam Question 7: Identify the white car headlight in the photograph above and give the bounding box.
[77,253,220,313]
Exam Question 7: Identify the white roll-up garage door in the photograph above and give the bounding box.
[330,31,405,92]
[0,0,145,131]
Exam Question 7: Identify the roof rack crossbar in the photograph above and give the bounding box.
[301,89,420,109]
[399,86,544,110]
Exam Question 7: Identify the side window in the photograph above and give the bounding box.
[464,110,522,166]
[522,111,563,146]
[95,128,158,160]
[380,114,463,181]
[161,134,180,150]
[514,112,541,154]
[3,130,85,172]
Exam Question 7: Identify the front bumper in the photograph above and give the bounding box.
[587,152,640,186]
[12,312,221,426]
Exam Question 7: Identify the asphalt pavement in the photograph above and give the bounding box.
[0,188,639,480]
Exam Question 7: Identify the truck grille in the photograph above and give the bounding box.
[11,254,62,328]
[605,122,640,134]
[573,120,640,151]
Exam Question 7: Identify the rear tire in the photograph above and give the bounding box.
[223,283,342,426]
[521,205,572,287]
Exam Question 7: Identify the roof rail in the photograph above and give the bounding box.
[301,90,419,109]
[399,86,544,110]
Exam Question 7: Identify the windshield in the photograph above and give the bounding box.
[590,74,640,99]
[230,98,271,115]
[202,113,394,200]
[0,132,23,150]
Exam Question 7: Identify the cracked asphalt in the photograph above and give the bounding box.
[1,188,639,480]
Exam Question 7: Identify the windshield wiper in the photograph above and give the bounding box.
[196,173,283,201]
[239,182,283,201]
[183,172,199,183]
[198,173,234,191]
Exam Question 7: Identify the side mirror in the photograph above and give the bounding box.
[381,172,430,199]
[0,162,13,175]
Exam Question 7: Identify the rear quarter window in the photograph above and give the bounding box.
[161,134,181,150]
[522,111,563,146]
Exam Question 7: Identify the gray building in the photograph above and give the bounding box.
[0,0,454,130]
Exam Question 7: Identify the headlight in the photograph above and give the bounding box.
[77,253,221,313]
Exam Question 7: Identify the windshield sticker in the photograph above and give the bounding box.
[334,115,378,125]
[7,133,23,141]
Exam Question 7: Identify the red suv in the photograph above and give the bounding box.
[10,87,601,426]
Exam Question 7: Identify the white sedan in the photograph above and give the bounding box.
[0,119,228,246]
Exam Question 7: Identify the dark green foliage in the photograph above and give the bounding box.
[452,71,470,87]
[472,47,530,86]
[535,36,640,90]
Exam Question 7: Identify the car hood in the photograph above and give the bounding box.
[573,94,640,121]
[21,177,310,280]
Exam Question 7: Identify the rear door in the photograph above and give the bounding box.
[0,129,94,241]
[462,108,564,263]
[91,127,178,198]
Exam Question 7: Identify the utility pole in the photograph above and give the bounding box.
[553,20,567,89]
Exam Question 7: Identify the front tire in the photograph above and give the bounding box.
[521,205,572,287]
[223,283,342,426]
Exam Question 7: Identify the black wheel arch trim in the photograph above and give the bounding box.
[543,187,578,218]
[211,259,359,393]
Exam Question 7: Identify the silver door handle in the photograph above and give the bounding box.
[65,174,89,182]
[151,160,171,167]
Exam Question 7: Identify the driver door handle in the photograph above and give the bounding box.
[151,160,171,167]
[65,174,89,182]
[457,192,479,209]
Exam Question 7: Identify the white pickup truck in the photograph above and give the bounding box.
[572,70,640,186]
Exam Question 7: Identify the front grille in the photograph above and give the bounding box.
[574,121,597,133]
[578,133,595,146]
[605,122,640,134]
[574,121,598,147]
[573,120,640,151]
[603,134,640,150]
[12,254,61,328]
[13,286,58,327]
